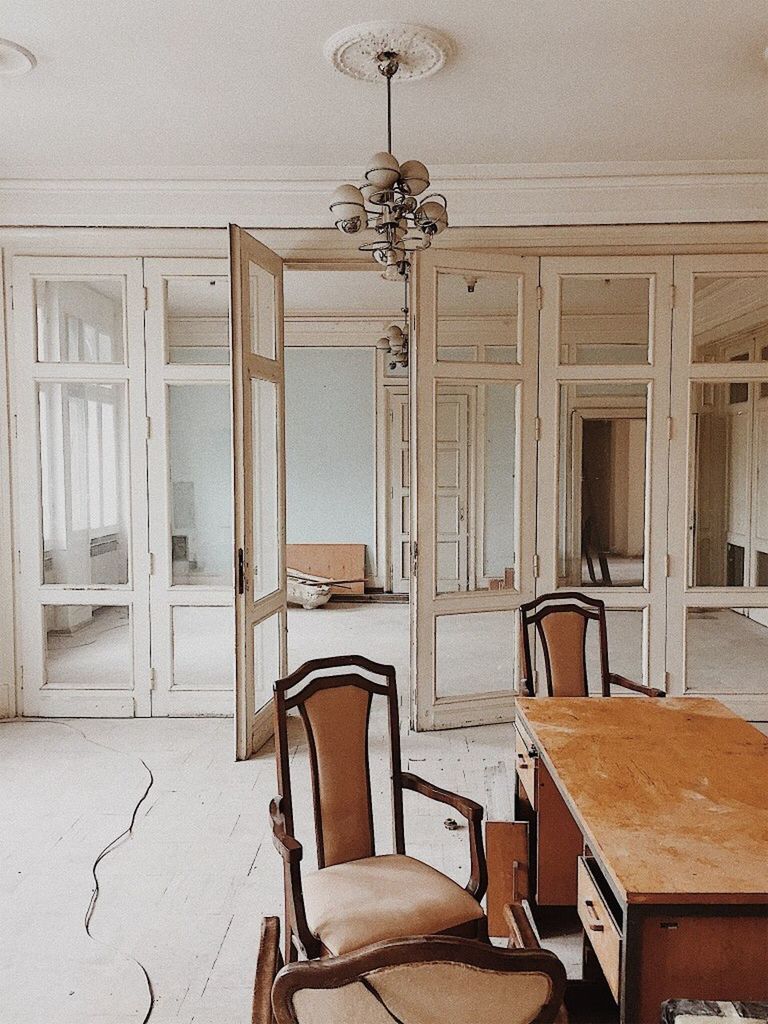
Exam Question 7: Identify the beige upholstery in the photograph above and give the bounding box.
[302,854,484,956]
[301,685,374,867]
[289,961,555,1024]
[539,612,587,696]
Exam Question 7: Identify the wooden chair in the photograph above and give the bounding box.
[518,592,665,698]
[270,655,488,963]
[254,914,567,1024]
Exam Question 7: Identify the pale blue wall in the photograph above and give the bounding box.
[284,347,376,577]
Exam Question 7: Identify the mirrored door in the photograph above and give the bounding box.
[145,258,234,716]
[229,226,287,759]
[413,250,539,728]
[12,257,150,716]
[667,255,768,719]
[537,256,673,694]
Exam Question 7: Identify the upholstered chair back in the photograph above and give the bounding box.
[273,656,405,870]
[518,592,610,697]
[271,935,567,1024]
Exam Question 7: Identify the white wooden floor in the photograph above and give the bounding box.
[0,711,522,1024]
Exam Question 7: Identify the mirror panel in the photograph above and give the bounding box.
[35,279,125,364]
[559,276,650,365]
[172,606,233,690]
[692,276,768,363]
[558,382,648,588]
[166,276,229,365]
[686,606,768,692]
[435,610,516,698]
[44,604,131,688]
[437,270,520,364]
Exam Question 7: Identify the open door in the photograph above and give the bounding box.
[229,226,287,759]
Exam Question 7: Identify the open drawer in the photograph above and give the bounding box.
[514,725,538,808]
[577,856,623,1002]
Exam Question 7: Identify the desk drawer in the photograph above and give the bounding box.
[577,857,622,1002]
[514,725,537,808]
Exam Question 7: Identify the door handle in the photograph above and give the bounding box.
[237,548,245,595]
[584,899,604,932]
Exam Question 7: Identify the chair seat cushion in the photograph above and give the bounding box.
[302,853,484,956]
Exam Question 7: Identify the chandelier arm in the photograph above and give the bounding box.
[387,70,392,154]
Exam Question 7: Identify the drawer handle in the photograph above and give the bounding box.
[516,753,529,769]
[584,899,605,933]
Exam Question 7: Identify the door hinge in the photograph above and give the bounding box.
[533,553,540,578]
[237,547,245,595]
[145,415,152,440]
[9,285,13,311]
[148,552,155,574]
[536,285,543,311]
[143,285,149,310]
[670,284,676,309]
[149,667,156,690]
[667,416,673,441]
[412,541,419,576]
[664,554,671,577]
[13,414,18,441]
[534,416,541,442]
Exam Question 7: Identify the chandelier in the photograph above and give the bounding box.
[377,273,409,368]
[329,48,448,281]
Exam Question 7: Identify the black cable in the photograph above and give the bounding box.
[1,719,156,1023]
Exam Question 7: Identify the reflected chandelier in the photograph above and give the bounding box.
[329,47,448,281]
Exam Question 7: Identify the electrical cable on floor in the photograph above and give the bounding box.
[1,718,157,1023]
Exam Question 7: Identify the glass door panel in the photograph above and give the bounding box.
[13,257,150,717]
[668,255,768,719]
[230,227,287,758]
[145,258,235,717]
[414,250,539,729]
[538,256,673,697]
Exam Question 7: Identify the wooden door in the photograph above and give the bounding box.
[537,256,673,695]
[12,257,151,716]
[229,226,287,759]
[145,257,234,716]
[412,249,539,729]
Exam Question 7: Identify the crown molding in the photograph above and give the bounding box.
[0,160,766,228]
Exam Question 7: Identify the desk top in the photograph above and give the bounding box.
[516,697,768,906]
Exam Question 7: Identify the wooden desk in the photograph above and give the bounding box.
[513,697,768,1024]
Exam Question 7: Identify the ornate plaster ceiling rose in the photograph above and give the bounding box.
[323,21,454,82]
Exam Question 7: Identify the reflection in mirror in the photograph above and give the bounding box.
[558,383,647,587]
[437,271,519,363]
[249,262,276,359]
[39,382,129,585]
[559,276,650,365]
[692,276,768,363]
[172,606,233,689]
[532,608,645,693]
[436,610,516,698]
[44,604,130,688]
[253,611,282,709]
[169,384,232,586]
[434,382,517,594]
[36,279,125,364]
[690,381,768,587]
[252,379,280,598]
[166,277,229,364]
[686,606,768,692]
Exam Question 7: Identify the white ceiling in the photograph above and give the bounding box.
[1,0,767,177]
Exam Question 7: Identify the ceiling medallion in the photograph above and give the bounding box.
[0,38,37,77]
[324,22,453,82]
[326,23,454,282]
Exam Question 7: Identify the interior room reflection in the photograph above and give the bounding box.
[437,270,519,363]
[558,383,647,587]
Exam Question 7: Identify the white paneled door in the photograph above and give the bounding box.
[229,226,288,760]
[13,257,151,716]
[145,257,234,717]
[412,250,540,729]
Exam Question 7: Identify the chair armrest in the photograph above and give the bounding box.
[609,673,665,698]
[269,798,303,864]
[252,916,283,1024]
[401,772,487,902]
[401,771,484,821]
[504,900,541,950]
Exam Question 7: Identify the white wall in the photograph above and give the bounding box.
[284,347,376,578]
